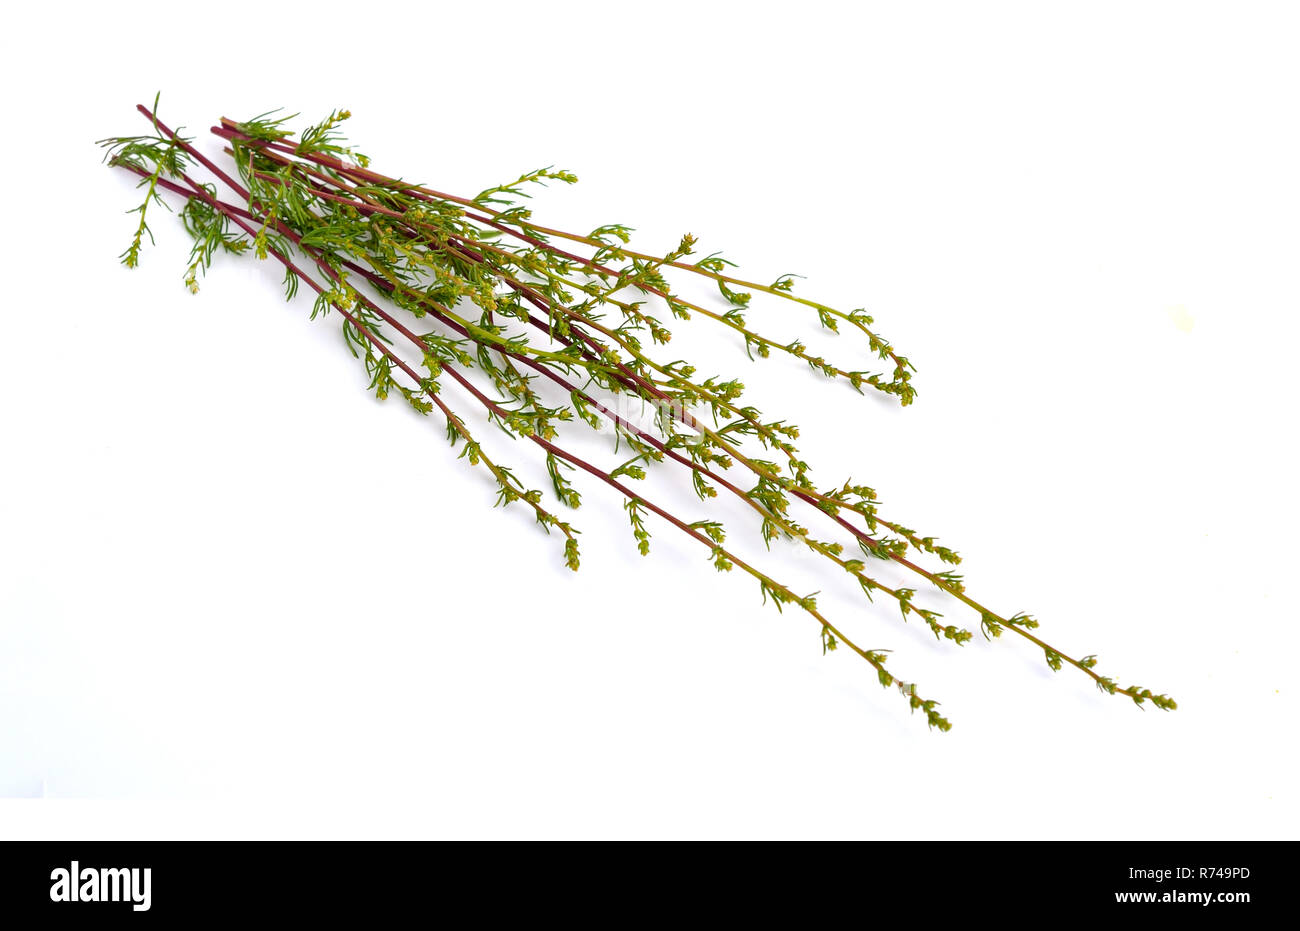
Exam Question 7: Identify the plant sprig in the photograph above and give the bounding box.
[100,98,1177,729]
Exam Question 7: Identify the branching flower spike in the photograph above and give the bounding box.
[99,99,1177,731]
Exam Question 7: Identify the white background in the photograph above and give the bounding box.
[1,1,1297,839]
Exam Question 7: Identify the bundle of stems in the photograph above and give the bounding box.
[101,99,1175,729]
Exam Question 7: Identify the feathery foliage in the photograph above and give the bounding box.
[100,98,1176,730]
